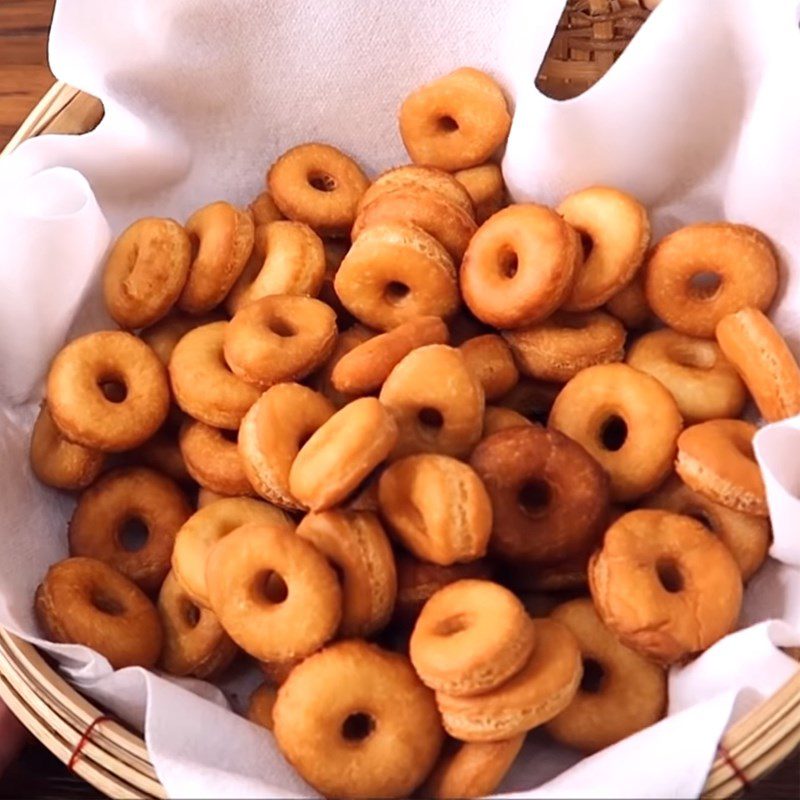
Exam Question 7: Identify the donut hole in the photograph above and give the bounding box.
[341,712,376,742]
[579,231,595,261]
[688,271,722,300]
[384,281,411,306]
[91,592,125,617]
[99,379,128,404]
[599,415,628,452]
[182,599,201,629]
[670,343,716,370]
[268,316,297,338]
[118,517,149,553]
[434,613,470,637]
[580,658,606,694]
[253,570,289,604]
[418,406,445,431]
[518,480,552,518]
[656,558,684,594]
[498,250,519,280]
[308,172,338,193]
[437,115,459,133]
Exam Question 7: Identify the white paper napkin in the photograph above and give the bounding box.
[1,0,800,797]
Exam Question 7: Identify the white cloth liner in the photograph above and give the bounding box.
[1,0,800,796]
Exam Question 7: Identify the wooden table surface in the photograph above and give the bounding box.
[0,1,799,798]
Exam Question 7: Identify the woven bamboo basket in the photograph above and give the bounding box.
[1,2,799,797]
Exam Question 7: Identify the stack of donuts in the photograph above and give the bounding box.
[28,64,800,799]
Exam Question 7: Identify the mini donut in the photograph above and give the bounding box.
[68,467,191,593]
[420,735,525,799]
[172,496,293,608]
[394,555,495,624]
[470,425,609,565]
[454,163,506,225]
[296,510,397,637]
[259,658,300,686]
[140,311,224,367]
[273,640,444,800]
[605,272,651,329]
[206,522,342,660]
[168,322,261,430]
[238,383,335,509]
[460,204,581,329]
[352,186,477,262]
[459,334,519,401]
[157,571,238,679]
[29,403,105,490]
[589,509,743,664]
[223,295,336,390]
[379,454,492,565]
[267,142,370,237]
[626,329,746,422]
[249,191,284,226]
[549,363,683,502]
[545,598,667,753]
[498,379,560,425]
[331,316,448,396]
[716,307,800,422]
[357,165,474,217]
[248,683,278,730]
[132,426,191,484]
[334,223,459,331]
[103,217,191,329]
[482,405,532,437]
[313,324,375,408]
[410,579,535,696]
[379,344,484,458]
[289,397,398,510]
[644,223,778,338]
[675,420,767,516]
[35,557,163,669]
[178,201,254,314]
[399,67,511,171]
[178,419,252,496]
[557,186,650,311]
[47,331,170,452]
[642,475,770,581]
[503,311,626,383]
[436,618,582,742]
[225,221,326,314]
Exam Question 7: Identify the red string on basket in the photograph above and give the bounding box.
[717,744,751,791]
[67,714,112,771]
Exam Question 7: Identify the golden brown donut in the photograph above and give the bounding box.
[296,510,397,637]
[605,272,652,329]
[399,67,511,171]
[238,383,335,510]
[626,329,746,422]
[498,379,561,425]
[642,475,770,581]
[273,640,444,800]
[68,467,191,593]
[460,204,582,329]
[481,405,532,437]
[35,557,163,669]
[454,163,506,224]
[545,598,667,753]
[289,397,398,510]
[379,454,492,565]
[157,571,238,679]
[503,311,626,383]
[716,307,800,422]
[549,363,683,502]
[410,580,535,696]
[459,334,519,401]
[313,323,375,408]
[675,420,767,516]
[248,683,278,730]
[207,522,342,661]
[172,496,294,608]
[331,316,448,396]
[249,191,284,226]
[168,322,261,430]
[589,510,743,664]
[436,618,582,742]
[352,186,477,262]
[223,295,336,390]
[178,201,254,313]
[268,143,370,236]
[334,223,459,331]
[47,331,170,452]
[644,223,778,338]
[178,419,252,496]
[557,187,650,311]
[420,735,525,799]
[29,403,105,490]
[379,344,484,458]
[470,425,609,565]
[103,217,191,329]
[140,311,224,367]
[225,221,326,314]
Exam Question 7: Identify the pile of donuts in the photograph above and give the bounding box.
[28,64,800,799]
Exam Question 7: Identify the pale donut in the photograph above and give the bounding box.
[458,334,519,400]
[178,419,252,496]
